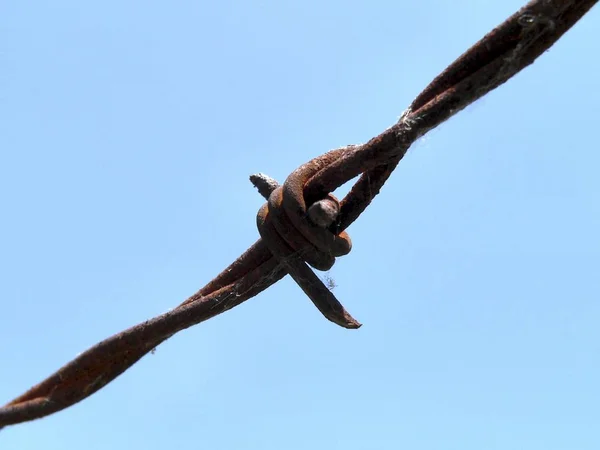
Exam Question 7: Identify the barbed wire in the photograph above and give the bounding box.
[1,0,597,430]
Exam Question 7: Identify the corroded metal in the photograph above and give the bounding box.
[1,0,596,430]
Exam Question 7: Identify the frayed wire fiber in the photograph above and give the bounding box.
[1,0,597,430]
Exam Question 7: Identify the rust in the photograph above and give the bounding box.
[1,0,597,430]
[255,152,361,328]
[305,0,598,230]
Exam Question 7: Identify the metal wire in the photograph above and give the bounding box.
[1,0,597,429]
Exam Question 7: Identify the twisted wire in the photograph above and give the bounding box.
[1,0,596,429]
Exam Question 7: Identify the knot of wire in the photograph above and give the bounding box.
[253,148,359,329]
[1,0,596,430]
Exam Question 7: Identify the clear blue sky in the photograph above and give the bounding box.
[1,1,599,449]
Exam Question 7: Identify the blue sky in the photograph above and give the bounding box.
[1,1,599,449]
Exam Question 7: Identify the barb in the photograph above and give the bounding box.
[1,0,596,429]
[256,148,360,329]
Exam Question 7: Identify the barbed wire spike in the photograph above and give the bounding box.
[251,168,360,328]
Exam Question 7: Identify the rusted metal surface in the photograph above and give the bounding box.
[256,149,360,329]
[1,0,597,429]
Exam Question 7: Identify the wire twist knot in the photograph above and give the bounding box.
[254,149,361,329]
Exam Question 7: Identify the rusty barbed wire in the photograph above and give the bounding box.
[1,0,597,429]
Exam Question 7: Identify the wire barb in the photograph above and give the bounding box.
[251,166,360,328]
[255,149,360,328]
[1,0,597,430]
